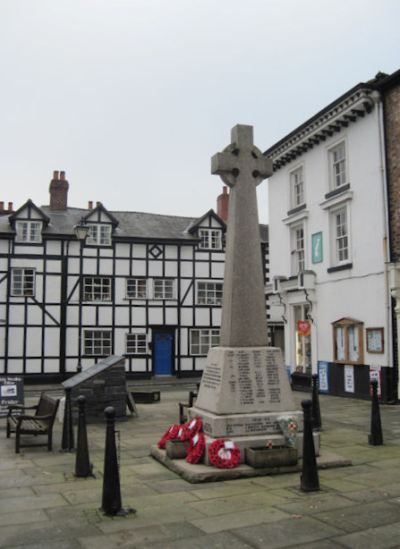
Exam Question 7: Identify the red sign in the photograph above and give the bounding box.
[297,320,311,337]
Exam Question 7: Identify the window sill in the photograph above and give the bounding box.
[327,262,352,273]
[287,204,307,217]
[324,183,350,200]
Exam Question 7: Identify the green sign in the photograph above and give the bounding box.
[312,232,323,264]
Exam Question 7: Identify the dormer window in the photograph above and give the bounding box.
[199,228,222,250]
[15,221,42,243]
[86,224,112,246]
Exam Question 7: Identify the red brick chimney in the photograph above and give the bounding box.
[217,186,229,221]
[49,170,69,210]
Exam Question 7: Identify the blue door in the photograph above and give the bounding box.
[153,331,174,375]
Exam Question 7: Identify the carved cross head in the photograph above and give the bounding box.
[211,125,272,187]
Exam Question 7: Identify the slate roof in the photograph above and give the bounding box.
[0,205,268,243]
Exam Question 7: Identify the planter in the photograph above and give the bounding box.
[245,446,298,468]
[165,439,189,459]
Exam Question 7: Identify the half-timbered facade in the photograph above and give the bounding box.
[0,174,269,380]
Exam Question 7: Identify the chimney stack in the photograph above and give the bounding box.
[8,202,13,212]
[88,201,93,210]
[49,170,69,210]
[217,186,229,221]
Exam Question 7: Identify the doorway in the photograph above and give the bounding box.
[152,328,174,375]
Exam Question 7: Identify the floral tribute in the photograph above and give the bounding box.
[157,424,180,449]
[208,439,241,469]
[186,431,206,464]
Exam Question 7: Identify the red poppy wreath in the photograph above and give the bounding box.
[186,431,206,464]
[157,424,180,449]
[208,439,241,469]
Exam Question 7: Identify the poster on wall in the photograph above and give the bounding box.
[297,320,311,337]
[344,365,355,393]
[311,232,323,264]
[318,361,329,393]
[369,366,382,397]
[0,376,24,417]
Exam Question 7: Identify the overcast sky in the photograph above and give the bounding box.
[1,0,399,223]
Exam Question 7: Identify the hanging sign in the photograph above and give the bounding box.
[318,361,329,393]
[344,365,355,393]
[297,320,311,337]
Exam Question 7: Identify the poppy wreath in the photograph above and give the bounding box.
[186,431,206,464]
[177,416,203,442]
[208,439,241,469]
[157,424,180,449]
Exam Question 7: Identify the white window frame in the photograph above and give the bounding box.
[196,281,223,305]
[126,333,147,355]
[190,328,220,356]
[11,268,36,297]
[86,224,112,246]
[15,221,42,243]
[126,278,147,299]
[83,276,112,301]
[153,278,175,300]
[83,329,112,356]
[291,223,305,275]
[198,228,222,250]
[329,141,347,190]
[290,166,305,209]
[330,204,351,265]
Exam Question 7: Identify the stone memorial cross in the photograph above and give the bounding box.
[211,124,273,347]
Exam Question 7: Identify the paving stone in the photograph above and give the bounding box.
[231,516,343,548]
[334,521,400,548]
[0,493,68,513]
[0,486,35,499]
[187,490,286,516]
[314,500,400,533]
[0,522,101,548]
[0,509,48,527]
[274,493,356,515]
[136,530,254,549]
[189,506,290,533]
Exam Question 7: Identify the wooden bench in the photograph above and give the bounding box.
[6,393,60,453]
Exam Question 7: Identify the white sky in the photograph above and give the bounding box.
[1,0,399,223]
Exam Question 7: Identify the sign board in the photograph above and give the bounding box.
[318,361,329,393]
[311,232,323,264]
[297,320,311,337]
[369,366,382,397]
[0,376,24,417]
[344,365,355,393]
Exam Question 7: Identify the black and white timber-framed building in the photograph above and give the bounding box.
[0,172,269,381]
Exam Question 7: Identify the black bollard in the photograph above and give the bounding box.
[300,399,320,492]
[75,396,93,477]
[101,406,136,516]
[61,387,74,451]
[311,374,322,431]
[368,379,383,446]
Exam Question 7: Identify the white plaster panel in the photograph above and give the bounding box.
[97,306,113,325]
[0,360,4,374]
[67,276,80,302]
[68,241,80,255]
[65,328,79,355]
[115,259,130,276]
[66,358,79,373]
[81,307,96,325]
[29,210,42,220]
[44,360,60,373]
[27,360,42,373]
[180,308,193,326]
[195,309,210,326]
[84,248,97,257]
[165,262,178,277]
[9,306,25,325]
[0,329,5,355]
[180,247,193,260]
[100,248,113,258]
[181,261,193,278]
[165,246,178,259]
[68,258,80,275]
[194,357,207,371]
[132,260,146,276]
[131,358,147,372]
[212,308,222,326]
[115,243,130,258]
[45,260,61,273]
[7,360,23,373]
[211,263,225,278]
[45,279,61,303]
[195,262,209,278]
[45,241,62,255]
[148,261,163,277]
[8,328,24,355]
[133,244,147,258]
[43,306,61,324]
[114,329,126,355]
[195,251,209,262]
[27,306,42,325]
[180,358,193,371]
[99,258,113,275]
[0,241,10,253]
[11,257,43,269]
[132,307,146,325]
[45,330,60,355]
[67,306,79,325]
[148,308,163,325]
[26,329,42,355]
[34,277,43,301]
[0,258,8,271]
[165,308,178,325]
[115,307,129,326]
[180,330,188,354]
[114,278,126,302]
[82,258,97,274]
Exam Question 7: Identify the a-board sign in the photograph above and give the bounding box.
[0,376,24,417]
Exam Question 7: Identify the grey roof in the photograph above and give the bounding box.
[0,204,269,243]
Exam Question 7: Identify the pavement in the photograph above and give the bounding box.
[2,385,400,548]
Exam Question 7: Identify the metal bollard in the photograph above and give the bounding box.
[75,396,93,477]
[300,399,320,492]
[61,387,74,451]
[368,379,383,446]
[311,374,322,431]
[101,406,135,516]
